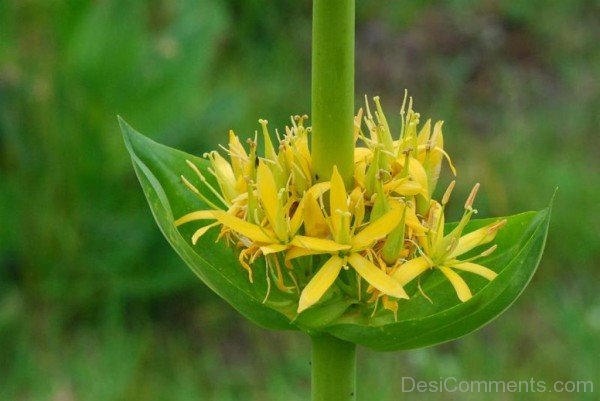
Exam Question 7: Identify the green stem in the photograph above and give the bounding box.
[310,2,357,398]
[311,334,357,401]
[311,0,355,185]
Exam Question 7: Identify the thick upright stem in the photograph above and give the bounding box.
[311,0,355,185]
[311,334,357,401]
[310,2,357,399]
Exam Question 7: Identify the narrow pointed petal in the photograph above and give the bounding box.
[191,223,219,244]
[214,211,275,243]
[289,198,305,236]
[303,193,329,238]
[352,207,403,250]
[298,256,345,313]
[285,246,327,263]
[408,158,429,195]
[416,119,432,145]
[228,130,248,176]
[449,222,502,258]
[256,162,279,226]
[439,266,472,302]
[330,165,348,214]
[291,236,351,252]
[389,200,427,234]
[175,210,217,226]
[385,179,426,196]
[354,147,373,163]
[261,243,289,255]
[307,181,331,198]
[348,254,408,299]
[354,161,367,189]
[392,256,432,286]
[210,152,238,201]
[259,119,277,161]
[349,187,365,228]
[451,262,497,281]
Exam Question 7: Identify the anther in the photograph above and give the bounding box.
[480,245,497,257]
[487,219,507,234]
[465,183,480,210]
[442,180,456,205]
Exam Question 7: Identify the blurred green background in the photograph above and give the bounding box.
[1,0,599,400]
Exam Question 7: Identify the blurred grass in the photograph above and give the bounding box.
[1,0,599,400]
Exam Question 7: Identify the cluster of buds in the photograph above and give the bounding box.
[176,93,506,317]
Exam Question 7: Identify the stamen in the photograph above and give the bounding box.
[487,219,508,234]
[287,270,300,294]
[418,278,434,304]
[445,236,457,253]
[480,245,497,257]
[262,257,272,303]
[180,175,222,210]
[364,94,373,119]
[370,296,380,318]
[465,183,480,210]
[442,180,456,206]
[193,163,230,207]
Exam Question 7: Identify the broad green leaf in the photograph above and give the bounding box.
[120,118,550,349]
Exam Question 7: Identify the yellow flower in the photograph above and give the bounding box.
[176,159,343,282]
[392,183,506,302]
[290,166,409,313]
[173,93,508,318]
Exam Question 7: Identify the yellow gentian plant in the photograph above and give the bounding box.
[119,1,551,400]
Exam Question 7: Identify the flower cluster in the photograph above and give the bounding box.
[176,93,506,317]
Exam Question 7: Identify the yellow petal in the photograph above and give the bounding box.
[388,200,427,235]
[330,166,348,214]
[209,152,238,201]
[330,166,349,239]
[285,246,327,264]
[213,211,275,243]
[349,187,365,229]
[351,207,403,250]
[259,119,277,161]
[191,222,219,244]
[416,119,432,145]
[303,193,329,238]
[451,262,497,281]
[289,198,305,236]
[307,181,330,198]
[354,160,367,189]
[256,162,279,225]
[175,210,217,226]
[291,236,351,252]
[298,256,345,313]
[392,256,432,286]
[348,253,408,299]
[354,147,372,163]
[439,266,472,302]
[228,130,248,176]
[408,158,429,193]
[448,221,504,258]
[386,179,426,196]
[261,243,289,255]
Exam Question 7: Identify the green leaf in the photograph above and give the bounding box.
[119,117,296,330]
[324,207,551,351]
